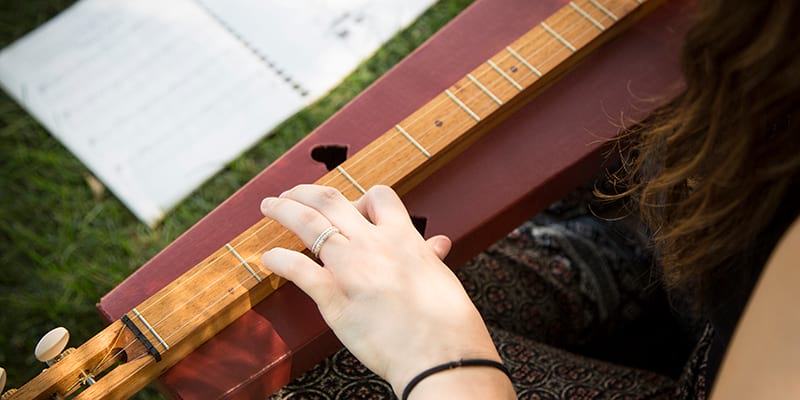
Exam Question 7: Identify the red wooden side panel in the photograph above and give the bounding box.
[98,0,690,398]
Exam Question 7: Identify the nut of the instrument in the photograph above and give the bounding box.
[34,327,70,363]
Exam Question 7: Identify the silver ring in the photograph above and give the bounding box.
[311,226,339,258]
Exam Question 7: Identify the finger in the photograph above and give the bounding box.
[425,235,452,260]
[261,248,336,304]
[261,197,347,251]
[351,198,372,223]
[280,185,368,234]
[352,185,412,227]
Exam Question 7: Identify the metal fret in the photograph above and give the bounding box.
[132,308,169,351]
[541,22,577,52]
[445,89,481,121]
[506,46,543,78]
[336,166,366,194]
[467,74,503,105]
[588,0,619,21]
[570,2,605,30]
[487,60,523,90]
[225,243,262,282]
[395,125,431,158]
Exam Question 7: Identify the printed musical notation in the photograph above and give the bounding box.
[0,0,435,225]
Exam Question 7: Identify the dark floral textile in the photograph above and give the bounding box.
[269,191,710,400]
[672,324,713,400]
[269,349,395,399]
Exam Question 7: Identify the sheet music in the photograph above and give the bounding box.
[0,0,435,225]
[196,0,439,98]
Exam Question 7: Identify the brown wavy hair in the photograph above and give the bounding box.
[604,0,800,311]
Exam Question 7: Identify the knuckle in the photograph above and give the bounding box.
[317,186,341,203]
[282,187,297,198]
[371,185,392,195]
[368,185,397,203]
[365,186,381,199]
[297,208,318,226]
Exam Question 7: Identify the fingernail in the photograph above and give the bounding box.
[261,249,278,268]
[260,251,269,265]
[260,197,275,212]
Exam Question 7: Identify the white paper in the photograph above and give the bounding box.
[0,0,435,225]
[196,0,439,98]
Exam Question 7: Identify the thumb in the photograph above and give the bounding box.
[425,235,452,260]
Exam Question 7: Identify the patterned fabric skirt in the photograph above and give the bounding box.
[269,192,711,399]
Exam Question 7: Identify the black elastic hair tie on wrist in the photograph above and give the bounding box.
[402,358,511,400]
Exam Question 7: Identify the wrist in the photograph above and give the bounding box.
[384,301,501,391]
[402,359,515,400]
[388,346,501,395]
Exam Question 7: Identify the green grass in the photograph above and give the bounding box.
[0,0,473,398]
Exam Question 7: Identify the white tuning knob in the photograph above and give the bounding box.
[35,327,70,364]
[0,367,6,393]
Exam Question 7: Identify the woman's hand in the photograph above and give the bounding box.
[259,185,508,396]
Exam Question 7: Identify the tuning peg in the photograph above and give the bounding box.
[35,327,70,365]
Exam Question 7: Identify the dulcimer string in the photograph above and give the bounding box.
[129,2,590,322]
[93,2,616,378]
[95,9,606,375]
[159,0,613,312]
[131,1,594,321]
[146,3,600,322]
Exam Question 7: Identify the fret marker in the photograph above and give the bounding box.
[434,120,443,127]
[588,0,618,21]
[541,22,577,52]
[570,2,605,31]
[487,60,523,91]
[467,74,503,106]
[445,89,481,122]
[395,125,431,158]
[132,308,169,351]
[505,46,543,78]
[336,165,366,194]
[225,243,262,282]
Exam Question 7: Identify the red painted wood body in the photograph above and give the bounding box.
[98,0,690,398]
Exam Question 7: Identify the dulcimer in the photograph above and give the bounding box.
[3,0,686,398]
